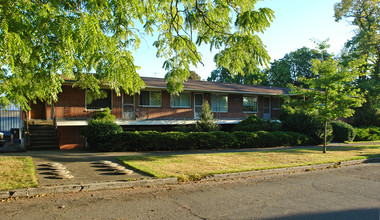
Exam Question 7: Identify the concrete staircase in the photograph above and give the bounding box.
[28,120,59,150]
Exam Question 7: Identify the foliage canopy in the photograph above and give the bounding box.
[286,58,366,152]
[0,0,274,110]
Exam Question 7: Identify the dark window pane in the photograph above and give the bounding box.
[86,90,112,110]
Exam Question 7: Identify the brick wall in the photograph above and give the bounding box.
[34,85,284,121]
[57,126,85,150]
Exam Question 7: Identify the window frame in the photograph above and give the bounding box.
[85,89,113,111]
[139,91,162,107]
[243,95,258,113]
[211,94,228,113]
[170,92,191,108]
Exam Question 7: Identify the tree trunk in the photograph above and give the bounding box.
[323,120,327,153]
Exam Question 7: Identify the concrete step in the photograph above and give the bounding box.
[30,140,59,145]
[29,145,59,150]
[29,131,56,136]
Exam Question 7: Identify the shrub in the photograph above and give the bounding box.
[232,115,281,132]
[195,101,220,132]
[173,124,197,132]
[97,130,311,152]
[351,106,380,127]
[354,127,380,141]
[233,131,310,148]
[330,121,356,142]
[280,109,332,144]
[81,119,123,150]
[209,131,237,149]
[90,108,116,121]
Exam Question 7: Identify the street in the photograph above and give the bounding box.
[1,163,380,219]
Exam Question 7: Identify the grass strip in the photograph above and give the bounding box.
[118,145,380,181]
[0,157,38,191]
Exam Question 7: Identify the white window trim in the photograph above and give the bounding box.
[85,89,113,111]
[139,91,162,107]
[211,94,228,113]
[170,92,191,108]
[243,95,258,113]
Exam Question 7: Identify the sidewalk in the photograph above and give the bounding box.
[1,142,379,199]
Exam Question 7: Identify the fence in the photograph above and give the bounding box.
[0,105,21,138]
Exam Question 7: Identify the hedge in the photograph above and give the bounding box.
[232,115,281,132]
[97,130,311,152]
[331,121,356,142]
[354,127,380,141]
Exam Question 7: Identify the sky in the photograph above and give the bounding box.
[133,0,356,80]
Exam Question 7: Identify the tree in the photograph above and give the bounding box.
[267,47,331,88]
[188,71,201,81]
[207,67,269,86]
[0,0,274,110]
[334,0,380,125]
[195,101,220,132]
[286,58,366,153]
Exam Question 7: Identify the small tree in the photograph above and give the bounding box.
[195,101,220,132]
[287,58,366,153]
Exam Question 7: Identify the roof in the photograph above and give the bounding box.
[142,77,291,96]
[62,75,291,96]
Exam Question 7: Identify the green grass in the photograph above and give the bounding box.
[346,140,380,144]
[0,157,38,191]
[117,145,380,181]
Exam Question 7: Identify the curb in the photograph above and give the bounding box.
[1,157,379,199]
[0,178,177,200]
[205,157,380,181]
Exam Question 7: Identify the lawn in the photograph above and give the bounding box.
[118,145,380,181]
[0,157,38,191]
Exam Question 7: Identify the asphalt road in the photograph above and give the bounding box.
[1,163,380,220]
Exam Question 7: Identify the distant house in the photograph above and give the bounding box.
[26,77,291,150]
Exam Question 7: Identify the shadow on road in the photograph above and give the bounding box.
[267,208,380,220]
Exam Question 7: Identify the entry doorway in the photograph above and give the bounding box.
[122,94,135,119]
[262,97,271,119]
[194,93,203,119]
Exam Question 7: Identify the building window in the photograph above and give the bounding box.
[171,93,191,108]
[86,89,112,110]
[243,96,258,113]
[272,98,282,110]
[139,91,162,107]
[211,94,228,112]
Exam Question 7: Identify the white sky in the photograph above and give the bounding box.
[133,0,355,80]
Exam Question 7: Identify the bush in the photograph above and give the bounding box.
[232,115,281,132]
[331,121,356,142]
[81,119,123,150]
[351,106,380,127]
[280,109,332,144]
[354,127,380,141]
[173,124,197,133]
[233,131,310,148]
[195,101,220,132]
[90,108,116,121]
[98,130,311,152]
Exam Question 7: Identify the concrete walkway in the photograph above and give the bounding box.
[1,141,379,187]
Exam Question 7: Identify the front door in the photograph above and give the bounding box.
[123,94,135,119]
[262,97,271,119]
[194,93,203,119]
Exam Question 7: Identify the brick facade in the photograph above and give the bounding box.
[29,85,283,121]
